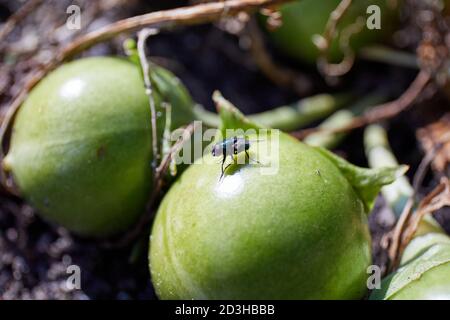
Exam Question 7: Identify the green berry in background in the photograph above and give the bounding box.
[263,0,400,64]
[2,57,195,237]
[149,93,404,299]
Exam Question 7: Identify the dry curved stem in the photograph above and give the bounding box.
[387,178,450,271]
[314,0,357,77]
[381,196,414,268]
[59,0,291,59]
[0,0,292,192]
[406,177,450,242]
[102,122,199,249]
[292,70,431,139]
[317,16,364,78]
[246,17,312,95]
[315,0,353,52]
[386,132,450,272]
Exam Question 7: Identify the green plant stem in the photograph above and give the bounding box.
[364,124,444,238]
[192,93,350,131]
[364,124,413,217]
[359,45,418,69]
[304,94,386,149]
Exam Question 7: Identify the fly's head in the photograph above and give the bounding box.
[211,144,220,157]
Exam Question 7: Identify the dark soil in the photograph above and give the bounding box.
[0,0,449,299]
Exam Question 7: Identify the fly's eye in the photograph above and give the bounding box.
[211,149,216,156]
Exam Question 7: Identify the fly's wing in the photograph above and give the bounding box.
[246,139,265,143]
[210,140,232,157]
[234,137,263,153]
[245,138,265,150]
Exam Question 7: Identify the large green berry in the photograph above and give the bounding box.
[149,94,403,299]
[264,0,399,64]
[2,57,195,237]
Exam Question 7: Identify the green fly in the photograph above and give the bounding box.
[211,136,261,180]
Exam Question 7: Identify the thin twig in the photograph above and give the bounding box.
[404,177,450,245]
[137,28,160,170]
[317,17,364,77]
[0,0,292,192]
[315,0,353,53]
[385,197,414,271]
[388,178,450,270]
[59,0,291,59]
[387,132,450,271]
[292,70,432,139]
[314,0,356,77]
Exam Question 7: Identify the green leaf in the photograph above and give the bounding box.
[370,241,450,300]
[401,233,450,266]
[315,147,408,213]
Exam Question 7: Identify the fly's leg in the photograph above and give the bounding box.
[224,154,234,172]
[220,155,234,180]
[220,155,226,180]
[245,150,261,165]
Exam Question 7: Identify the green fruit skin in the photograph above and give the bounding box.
[4,57,192,237]
[150,133,371,299]
[265,0,398,64]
